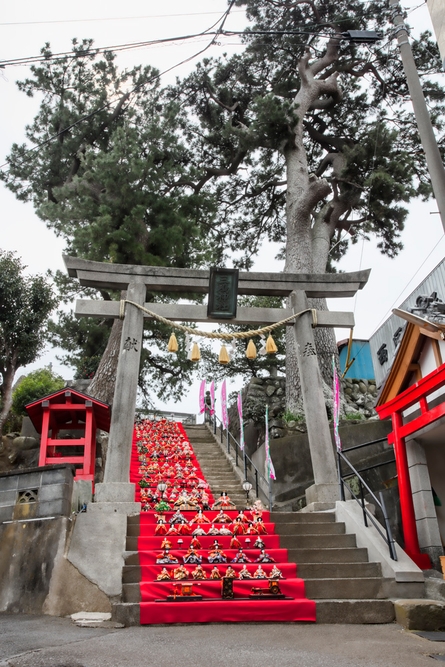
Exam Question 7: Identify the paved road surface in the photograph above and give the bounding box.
[1,613,444,667]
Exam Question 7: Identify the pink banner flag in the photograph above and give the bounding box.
[209,381,215,415]
[332,356,342,451]
[237,391,245,451]
[221,380,229,429]
[199,379,206,414]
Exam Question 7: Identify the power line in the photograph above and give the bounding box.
[0,3,237,173]
[0,10,245,27]
[0,27,338,69]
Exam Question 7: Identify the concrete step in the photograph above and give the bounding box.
[126,536,139,551]
[315,599,395,624]
[297,561,382,579]
[274,522,345,536]
[123,583,141,603]
[125,552,140,566]
[305,577,385,600]
[123,566,141,584]
[280,533,356,549]
[270,512,335,524]
[287,547,369,564]
[112,602,140,626]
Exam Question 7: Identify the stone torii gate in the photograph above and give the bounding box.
[64,256,370,513]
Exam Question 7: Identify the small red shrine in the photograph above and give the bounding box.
[376,317,445,569]
[26,388,111,483]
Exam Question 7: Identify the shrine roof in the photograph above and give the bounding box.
[25,387,111,433]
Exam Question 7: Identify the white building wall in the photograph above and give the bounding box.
[428,0,445,69]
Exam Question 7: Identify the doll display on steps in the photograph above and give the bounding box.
[212,491,236,510]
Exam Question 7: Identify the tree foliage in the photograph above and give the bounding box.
[1,40,219,402]
[170,3,444,271]
[0,251,56,432]
[2,5,445,410]
[166,0,445,407]
[12,367,64,416]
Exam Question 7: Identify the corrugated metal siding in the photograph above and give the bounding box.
[369,256,445,386]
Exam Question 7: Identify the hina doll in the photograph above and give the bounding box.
[170,509,187,524]
[231,518,246,536]
[224,566,237,579]
[183,547,202,565]
[212,491,236,510]
[154,517,168,536]
[192,526,207,537]
[190,536,202,550]
[173,565,189,580]
[253,537,266,550]
[231,548,251,564]
[208,542,228,564]
[192,510,211,524]
[253,565,268,579]
[238,564,253,579]
[215,510,232,524]
[207,525,220,536]
[254,517,268,535]
[156,568,171,581]
[160,537,173,550]
[255,549,275,563]
[210,566,222,579]
[191,564,207,580]
[156,549,179,564]
[269,565,284,579]
[230,535,242,549]
[178,520,191,536]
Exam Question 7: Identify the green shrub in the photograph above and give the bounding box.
[12,367,65,416]
[282,409,305,424]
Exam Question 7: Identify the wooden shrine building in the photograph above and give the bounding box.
[376,312,445,569]
[26,388,111,484]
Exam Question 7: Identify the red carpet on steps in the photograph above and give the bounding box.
[130,420,316,624]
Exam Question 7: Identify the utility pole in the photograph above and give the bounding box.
[389,0,445,233]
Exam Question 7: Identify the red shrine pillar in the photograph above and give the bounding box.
[392,411,431,569]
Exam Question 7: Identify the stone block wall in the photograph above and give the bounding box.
[0,465,75,524]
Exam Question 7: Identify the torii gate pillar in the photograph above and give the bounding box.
[90,281,145,514]
[291,291,338,506]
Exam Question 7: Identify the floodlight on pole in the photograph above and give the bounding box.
[341,30,382,43]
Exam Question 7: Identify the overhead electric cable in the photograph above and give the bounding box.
[0,2,237,173]
[0,10,244,27]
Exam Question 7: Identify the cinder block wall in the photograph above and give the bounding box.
[0,464,75,523]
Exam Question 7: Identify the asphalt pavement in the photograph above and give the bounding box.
[1,613,445,667]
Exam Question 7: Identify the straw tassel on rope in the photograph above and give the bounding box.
[191,342,201,362]
[266,334,278,354]
[167,333,178,353]
[246,339,257,360]
[219,344,230,365]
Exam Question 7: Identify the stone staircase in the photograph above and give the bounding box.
[183,424,424,624]
[271,512,398,623]
[112,422,424,625]
[183,424,248,508]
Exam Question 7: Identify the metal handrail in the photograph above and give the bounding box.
[337,448,398,560]
[206,409,273,510]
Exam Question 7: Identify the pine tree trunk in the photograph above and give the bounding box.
[87,317,123,405]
